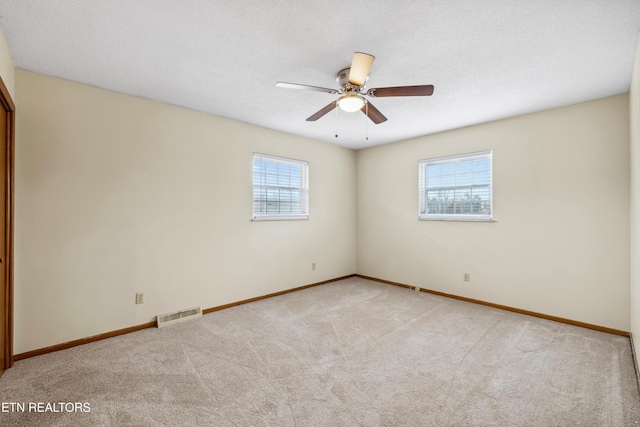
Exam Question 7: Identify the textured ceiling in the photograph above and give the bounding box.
[0,1,639,150]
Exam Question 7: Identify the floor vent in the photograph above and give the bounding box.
[157,306,202,328]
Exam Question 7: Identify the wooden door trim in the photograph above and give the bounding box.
[0,76,14,370]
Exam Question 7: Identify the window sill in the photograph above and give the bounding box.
[252,216,309,221]
[418,217,495,222]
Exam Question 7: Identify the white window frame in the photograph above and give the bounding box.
[252,153,309,221]
[418,150,493,222]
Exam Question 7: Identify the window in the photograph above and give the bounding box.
[252,153,309,220]
[419,151,492,221]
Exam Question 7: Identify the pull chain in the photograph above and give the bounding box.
[365,101,369,141]
[335,103,339,138]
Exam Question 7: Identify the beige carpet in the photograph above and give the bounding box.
[0,276,638,426]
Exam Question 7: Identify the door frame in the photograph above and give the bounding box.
[0,75,14,370]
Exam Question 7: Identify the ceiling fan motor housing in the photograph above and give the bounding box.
[336,68,351,88]
[336,68,368,92]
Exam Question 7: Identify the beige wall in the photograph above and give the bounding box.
[12,66,634,354]
[0,29,14,99]
[14,70,356,354]
[631,39,640,351]
[356,95,630,331]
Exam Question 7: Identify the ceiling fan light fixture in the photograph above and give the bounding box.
[338,95,365,112]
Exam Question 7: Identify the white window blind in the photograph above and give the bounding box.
[419,151,492,221]
[253,153,309,220]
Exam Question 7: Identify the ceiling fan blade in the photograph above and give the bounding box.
[348,52,375,86]
[368,85,434,97]
[306,101,337,121]
[361,101,387,124]
[276,82,338,94]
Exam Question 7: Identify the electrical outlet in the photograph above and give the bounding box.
[135,293,144,304]
[312,262,316,270]
[464,273,470,282]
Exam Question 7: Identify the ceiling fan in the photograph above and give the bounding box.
[276,52,434,124]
